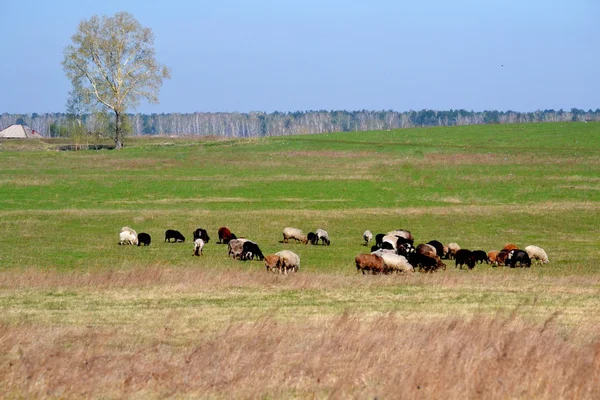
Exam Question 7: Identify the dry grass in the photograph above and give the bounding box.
[1,311,598,398]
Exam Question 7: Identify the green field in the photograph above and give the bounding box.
[1,122,599,398]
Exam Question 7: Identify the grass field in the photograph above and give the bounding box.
[0,122,599,398]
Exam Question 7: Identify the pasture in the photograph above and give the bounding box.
[0,122,599,398]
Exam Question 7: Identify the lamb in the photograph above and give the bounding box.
[193,238,204,256]
[525,245,549,264]
[193,228,210,243]
[165,229,185,242]
[307,232,319,245]
[363,230,373,246]
[218,227,236,244]
[264,255,280,272]
[355,253,385,274]
[447,243,460,260]
[228,238,250,259]
[119,230,138,246]
[137,233,151,246]
[282,227,308,244]
[241,241,265,261]
[315,229,330,246]
[121,226,137,236]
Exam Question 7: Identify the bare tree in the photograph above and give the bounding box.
[62,12,170,149]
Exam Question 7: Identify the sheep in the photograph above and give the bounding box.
[265,250,300,274]
[378,252,414,273]
[307,232,319,245]
[495,249,511,267]
[386,230,414,243]
[119,230,138,246]
[417,243,437,258]
[447,243,460,260]
[355,253,385,274]
[121,226,137,235]
[228,238,250,259]
[503,243,519,252]
[442,246,449,259]
[472,250,489,264]
[241,241,264,261]
[488,250,500,266]
[218,227,236,244]
[363,230,373,246]
[507,250,531,268]
[137,233,151,246]
[193,238,204,256]
[381,235,400,250]
[414,244,445,272]
[315,229,330,246]
[455,249,476,270]
[165,229,185,243]
[193,228,210,243]
[374,233,385,248]
[426,240,444,258]
[282,227,308,244]
[525,245,549,264]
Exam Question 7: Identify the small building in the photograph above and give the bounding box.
[0,124,44,138]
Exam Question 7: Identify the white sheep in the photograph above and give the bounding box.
[447,243,460,259]
[121,226,137,236]
[525,245,549,264]
[275,250,300,274]
[282,227,308,244]
[193,238,204,256]
[119,230,138,246]
[228,238,250,259]
[315,228,330,245]
[386,229,413,241]
[381,234,400,250]
[378,252,414,273]
[363,230,373,246]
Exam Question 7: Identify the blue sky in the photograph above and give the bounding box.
[1,0,597,114]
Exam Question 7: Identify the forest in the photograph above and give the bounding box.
[1,108,598,138]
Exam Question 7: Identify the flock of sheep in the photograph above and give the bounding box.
[359,229,549,274]
[118,226,549,275]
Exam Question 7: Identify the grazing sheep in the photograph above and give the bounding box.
[137,233,151,246]
[193,228,210,243]
[472,250,489,264]
[218,227,236,244]
[165,229,185,242]
[374,233,386,248]
[193,238,204,256]
[282,227,308,244]
[409,253,440,273]
[265,250,301,274]
[363,230,373,246]
[495,249,511,267]
[228,238,250,259]
[242,241,265,261]
[417,243,437,258]
[442,246,449,259]
[447,243,460,260]
[119,230,138,246]
[381,235,400,251]
[455,249,476,270]
[426,240,444,258]
[355,253,385,274]
[386,230,414,243]
[503,243,519,252]
[307,232,319,245]
[315,229,330,246]
[264,254,280,272]
[507,249,531,268]
[488,250,500,266]
[378,252,414,273]
[525,245,549,264]
[121,226,137,236]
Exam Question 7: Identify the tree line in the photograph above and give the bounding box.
[1,108,598,139]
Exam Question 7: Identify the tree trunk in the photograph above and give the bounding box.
[114,110,122,149]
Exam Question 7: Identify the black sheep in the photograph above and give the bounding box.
[137,233,151,246]
[165,229,185,242]
[472,250,489,264]
[193,228,210,243]
[375,233,385,248]
[307,232,318,245]
[241,241,264,261]
[427,240,444,258]
[455,249,476,270]
[507,250,531,268]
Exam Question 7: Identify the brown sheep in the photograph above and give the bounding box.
[218,227,237,244]
[488,250,500,266]
[355,253,385,275]
[503,243,519,252]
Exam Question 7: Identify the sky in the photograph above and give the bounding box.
[1,0,598,114]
